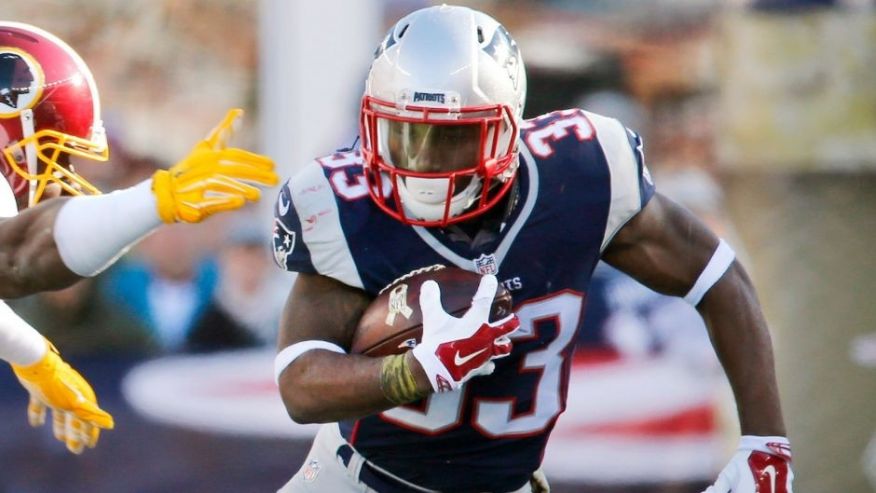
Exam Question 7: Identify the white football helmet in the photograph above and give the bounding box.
[360,5,526,227]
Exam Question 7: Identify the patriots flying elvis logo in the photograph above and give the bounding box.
[272,218,297,270]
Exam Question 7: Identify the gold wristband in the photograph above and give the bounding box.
[150,170,176,223]
[379,353,426,405]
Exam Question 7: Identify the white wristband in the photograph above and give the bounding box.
[53,179,162,277]
[739,435,792,459]
[274,340,346,384]
[684,239,735,306]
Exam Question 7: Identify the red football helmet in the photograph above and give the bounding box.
[360,6,526,228]
[0,21,107,208]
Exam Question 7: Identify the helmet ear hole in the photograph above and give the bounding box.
[477,27,484,44]
[398,24,409,38]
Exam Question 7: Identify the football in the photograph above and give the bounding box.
[351,265,514,357]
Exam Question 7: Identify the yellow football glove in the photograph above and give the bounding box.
[152,108,279,223]
[11,340,114,454]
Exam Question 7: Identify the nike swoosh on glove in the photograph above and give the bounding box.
[703,436,793,493]
[412,274,519,392]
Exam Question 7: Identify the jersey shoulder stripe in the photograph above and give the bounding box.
[517,108,654,253]
[273,160,363,289]
[583,110,654,251]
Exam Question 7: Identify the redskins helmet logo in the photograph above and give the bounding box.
[0,47,44,118]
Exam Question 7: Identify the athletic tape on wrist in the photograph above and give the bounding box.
[54,179,162,277]
[274,340,346,384]
[684,239,735,306]
[380,353,426,405]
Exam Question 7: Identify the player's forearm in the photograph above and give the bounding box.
[0,199,80,298]
[278,350,430,423]
[0,180,163,298]
[698,262,786,437]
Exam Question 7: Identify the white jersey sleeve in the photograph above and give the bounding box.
[584,111,655,252]
[0,176,48,365]
[0,301,46,366]
[0,175,19,218]
[272,160,364,289]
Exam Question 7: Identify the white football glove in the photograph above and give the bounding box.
[703,436,793,493]
[412,275,519,392]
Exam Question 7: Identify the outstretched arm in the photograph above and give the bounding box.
[0,199,79,297]
[0,109,277,299]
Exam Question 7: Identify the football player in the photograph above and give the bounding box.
[0,22,277,454]
[272,5,792,493]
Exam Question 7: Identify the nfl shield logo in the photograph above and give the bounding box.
[303,459,321,482]
[473,254,498,275]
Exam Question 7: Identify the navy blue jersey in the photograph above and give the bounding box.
[273,109,654,492]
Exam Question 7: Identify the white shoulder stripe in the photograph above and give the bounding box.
[586,111,643,252]
[289,163,363,289]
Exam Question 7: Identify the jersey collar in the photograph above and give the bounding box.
[410,142,539,274]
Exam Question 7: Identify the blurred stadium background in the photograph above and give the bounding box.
[2,0,875,492]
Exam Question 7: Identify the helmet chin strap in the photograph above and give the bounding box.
[20,109,38,207]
